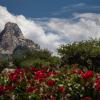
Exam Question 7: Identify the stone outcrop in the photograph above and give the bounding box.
[0,22,38,54]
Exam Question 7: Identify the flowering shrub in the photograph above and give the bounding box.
[0,65,100,100]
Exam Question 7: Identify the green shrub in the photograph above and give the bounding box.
[13,47,60,68]
[58,38,100,70]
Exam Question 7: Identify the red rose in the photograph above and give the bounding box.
[35,70,47,78]
[26,87,36,93]
[48,97,56,100]
[81,96,92,100]
[34,70,47,82]
[27,80,33,84]
[34,70,46,83]
[31,67,37,72]
[81,70,93,79]
[47,71,58,77]
[58,86,65,93]
[5,86,15,91]
[34,76,44,82]
[95,78,100,91]
[15,68,23,74]
[72,64,79,68]
[95,85,100,91]
[96,78,100,83]
[9,72,18,82]
[47,80,55,87]
[72,69,83,74]
[0,85,5,94]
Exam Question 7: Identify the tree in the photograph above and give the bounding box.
[13,47,55,67]
[58,39,100,70]
[12,46,32,66]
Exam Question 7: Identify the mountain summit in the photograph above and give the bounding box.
[0,22,38,54]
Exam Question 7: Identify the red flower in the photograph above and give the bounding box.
[72,64,79,68]
[35,70,47,78]
[95,78,100,91]
[79,70,84,74]
[15,68,23,74]
[72,69,83,74]
[96,79,100,83]
[81,97,92,100]
[58,86,65,93]
[47,80,55,87]
[5,86,15,91]
[47,71,58,77]
[26,87,36,93]
[27,80,33,84]
[48,97,56,100]
[0,85,5,94]
[31,67,38,72]
[95,85,100,91]
[96,74,100,79]
[34,76,44,82]
[9,72,18,82]
[34,70,47,82]
[81,70,94,79]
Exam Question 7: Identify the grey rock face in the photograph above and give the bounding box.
[0,22,38,54]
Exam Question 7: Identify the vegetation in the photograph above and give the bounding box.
[12,46,60,68]
[0,54,9,71]
[0,65,100,100]
[58,39,100,70]
[0,39,100,99]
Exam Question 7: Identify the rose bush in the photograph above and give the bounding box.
[0,64,100,100]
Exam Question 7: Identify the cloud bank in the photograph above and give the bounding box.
[0,6,100,55]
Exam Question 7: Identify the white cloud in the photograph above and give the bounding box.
[0,6,61,54]
[0,5,100,55]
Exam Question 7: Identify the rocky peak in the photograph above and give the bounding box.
[0,22,38,54]
[3,22,24,38]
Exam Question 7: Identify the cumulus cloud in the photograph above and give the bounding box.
[0,6,61,54]
[0,5,100,55]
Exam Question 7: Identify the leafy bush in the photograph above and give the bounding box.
[58,39,100,70]
[0,54,9,72]
[12,46,32,66]
[20,59,50,68]
[13,47,60,68]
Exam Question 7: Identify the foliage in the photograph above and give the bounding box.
[13,47,60,67]
[58,38,100,70]
[12,46,32,66]
[20,59,50,68]
[0,65,100,100]
[0,54,9,71]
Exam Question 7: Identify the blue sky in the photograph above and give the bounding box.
[0,0,100,18]
[0,0,100,54]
